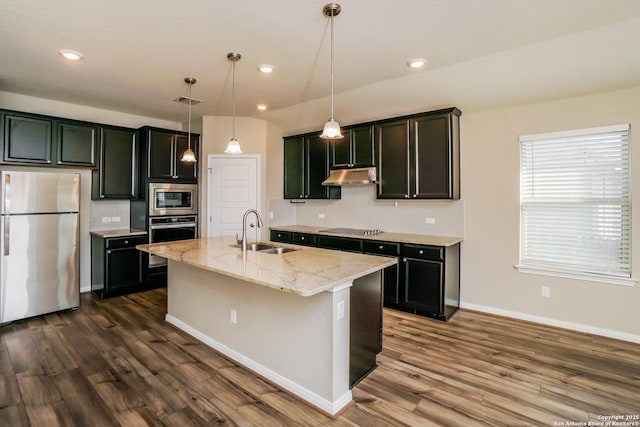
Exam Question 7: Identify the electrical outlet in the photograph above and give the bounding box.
[230,309,237,324]
[541,286,550,298]
[318,213,325,219]
[101,217,111,223]
[111,216,121,222]
[425,217,436,224]
[269,211,274,220]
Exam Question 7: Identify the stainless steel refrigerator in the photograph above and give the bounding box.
[0,170,80,323]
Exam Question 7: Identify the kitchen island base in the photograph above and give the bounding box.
[165,260,375,416]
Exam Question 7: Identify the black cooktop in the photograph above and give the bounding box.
[319,228,384,236]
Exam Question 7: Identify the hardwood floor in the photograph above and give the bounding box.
[1,288,638,426]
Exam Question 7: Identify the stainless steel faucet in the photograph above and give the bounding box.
[240,209,263,252]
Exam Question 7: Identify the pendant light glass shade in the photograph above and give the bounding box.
[320,3,343,140]
[321,119,342,139]
[181,77,197,163]
[181,148,196,162]
[225,52,243,154]
[224,139,242,154]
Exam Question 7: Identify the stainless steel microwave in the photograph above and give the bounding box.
[148,183,198,216]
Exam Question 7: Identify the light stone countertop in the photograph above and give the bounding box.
[90,229,148,238]
[136,236,397,297]
[270,225,463,247]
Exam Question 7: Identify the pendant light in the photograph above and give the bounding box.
[224,52,243,154]
[320,3,343,140]
[180,77,197,162]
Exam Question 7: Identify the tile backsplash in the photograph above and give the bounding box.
[269,186,464,237]
[89,199,131,230]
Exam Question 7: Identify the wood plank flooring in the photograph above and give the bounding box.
[1,288,639,426]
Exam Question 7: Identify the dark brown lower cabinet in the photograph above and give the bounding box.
[363,241,400,308]
[91,234,147,298]
[270,228,460,321]
[401,243,460,321]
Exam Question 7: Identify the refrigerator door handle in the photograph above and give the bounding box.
[3,173,9,255]
[4,173,10,214]
[3,215,9,256]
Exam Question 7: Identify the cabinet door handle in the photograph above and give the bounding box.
[419,250,424,254]
[404,195,409,198]
[124,240,129,244]
[413,194,417,198]
[378,245,384,250]
[301,236,305,240]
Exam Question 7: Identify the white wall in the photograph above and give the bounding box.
[199,116,282,238]
[460,86,640,341]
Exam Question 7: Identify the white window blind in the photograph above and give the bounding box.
[519,124,631,280]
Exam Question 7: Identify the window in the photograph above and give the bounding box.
[519,124,632,285]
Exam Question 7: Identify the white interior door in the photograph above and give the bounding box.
[208,155,260,239]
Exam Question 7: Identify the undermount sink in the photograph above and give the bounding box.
[260,247,297,254]
[231,242,298,254]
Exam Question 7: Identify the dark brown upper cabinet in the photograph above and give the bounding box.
[92,126,138,200]
[56,121,97,167]
[375,119,411,199]
[1,110,97,168]
[283,134,340,200]
[330,125,374,169]
[141,127,198,181]
[2,112,53,164]
[376,108,460,200]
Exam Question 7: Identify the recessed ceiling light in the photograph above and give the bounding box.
[407,58,427,69]
[257,64,275,74]
[59,49,84,61]
[256,104,268,111]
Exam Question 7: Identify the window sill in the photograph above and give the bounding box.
[515,265,637,287]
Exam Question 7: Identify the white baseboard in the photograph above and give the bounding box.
[460,302,640,344]
[165,314,352,416]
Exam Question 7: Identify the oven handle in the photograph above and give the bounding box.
[150,222,198,230]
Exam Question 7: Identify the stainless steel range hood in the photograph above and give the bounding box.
[321,167,376,186]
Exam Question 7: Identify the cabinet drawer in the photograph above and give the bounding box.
[401,244,443,261]
[292,232,317,246]
[317,235,363,252]
[364,241,400,256]
[105,235,147,250]
[270,230,292,243]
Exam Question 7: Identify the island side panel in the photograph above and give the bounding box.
[165,260,352,413]
[350,271,383,387]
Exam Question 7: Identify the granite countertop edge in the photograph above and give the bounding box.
[137,236,397,297]
[90,229,148,238]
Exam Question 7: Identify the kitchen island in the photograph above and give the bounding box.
[136,236,396,416]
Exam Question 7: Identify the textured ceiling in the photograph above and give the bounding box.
[1,0,639,134]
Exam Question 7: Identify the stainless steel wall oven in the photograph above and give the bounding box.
[148,215,198,267]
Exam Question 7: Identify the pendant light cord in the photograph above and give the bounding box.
[232,59,236,140]
[330,9,335,121]
[187,81,192,149]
